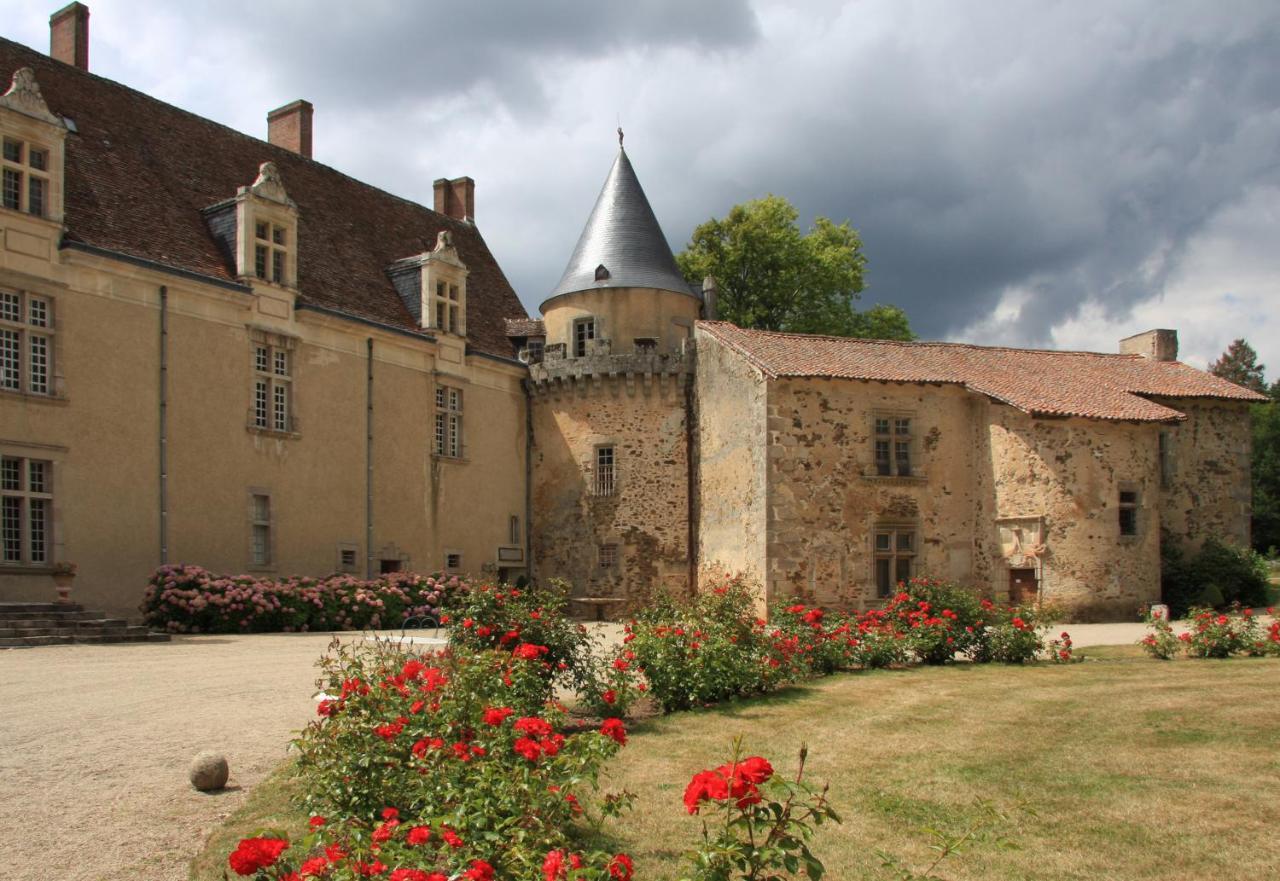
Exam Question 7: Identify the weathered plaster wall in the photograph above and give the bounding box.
[529,373,690,612]
[1151,398,1253,551]
[975,404,1161,618]
[541,287,699,356]
[762,378,979,609]
[693,329,768,598]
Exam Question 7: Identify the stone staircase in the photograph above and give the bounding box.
[0,602,171,648]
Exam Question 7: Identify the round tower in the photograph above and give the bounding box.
[528,144,701,617]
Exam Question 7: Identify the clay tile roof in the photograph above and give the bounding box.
[504,317,545,338]
[0,37,527,359]
[698,321,1268,422]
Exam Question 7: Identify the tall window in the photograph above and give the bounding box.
[435,385,463,458]
[252,341,292,432]
[253,220,289,284]
[598,543,618,569]
[509,515,521,546]
[874,416,912,476]
[573,318,596,357]
[2,137,49,217]
[1119,489,1139,537]
[1,290,53,396]
[2,456,53,565]
[432,280,462,334]
[874,526,915,597]
[593,445,616,496]
[249,493,272,566]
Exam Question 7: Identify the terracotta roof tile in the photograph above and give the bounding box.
[0,38,527,359]
[698,322,1267,422]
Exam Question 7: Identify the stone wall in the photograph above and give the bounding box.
[529,366,691,614]
[693,330,768,601]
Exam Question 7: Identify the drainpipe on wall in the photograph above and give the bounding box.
[524,379,534,584]
[366,337,374,579]
[158,285,168,565]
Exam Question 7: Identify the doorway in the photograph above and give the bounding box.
[1008,567,1039,605]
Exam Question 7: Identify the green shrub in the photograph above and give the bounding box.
[1162,536,1270,618]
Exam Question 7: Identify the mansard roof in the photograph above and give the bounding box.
[698,321,1268,422]
[546,146,696,305]
[0,37,527,359]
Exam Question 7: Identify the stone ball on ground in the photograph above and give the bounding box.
[189,751,229,791]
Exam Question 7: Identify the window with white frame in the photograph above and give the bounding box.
[434,385,463,458]
[432,280,462,335]
[253,220,289,285]
[573,317,596,357]
[873,525,915,597]
[593,445,616,496]
[251,339,293,433]
[873,415,913,477]
[2,456,53,565]
[1,289,54,396]
[249,493,272,566]
[2,136,50,218]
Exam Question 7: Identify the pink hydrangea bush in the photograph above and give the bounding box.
[140,564,466,634]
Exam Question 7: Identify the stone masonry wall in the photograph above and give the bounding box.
[530,370,691,615]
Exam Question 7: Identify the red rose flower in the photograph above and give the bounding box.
[608,853,634,880]
[514,716,554,737]
[463,860,495,881]
[602,689,617,705]
[372,819,399,843]
[600,718,627,746]
[483,706,515,726]
[405,825,432,846]
[309,815,327,828]
[542,849,566,881]
[324,843,347,862]
[514,736,542,761]
[300,856,329,877]
[683,769,729,813]
[441,827,464,848]
[381,807,400,821]
[513,643,549,660]
[228,837,289,876]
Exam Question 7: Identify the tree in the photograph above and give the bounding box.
[1209,338,1267,393]
[1253,398,1280,554]
[676,194,913,340]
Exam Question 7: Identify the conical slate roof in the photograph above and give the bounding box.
[546,147,697,303]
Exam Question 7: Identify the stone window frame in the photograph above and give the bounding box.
[869,410,919,479]
[247,489,274,571]
[336,541,360,574]
[0,287,58,400]
[248,329,298,437]
[573,317,597,358]
[1,134,50,217]
[253,219,290,285]
[1118,484,1141,541]
[509,514,521,546]
[1,453,53,567]
[872,522,917,598]
[591,443,617,497]
[434,384,464,459]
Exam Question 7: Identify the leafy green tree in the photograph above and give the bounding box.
[676,194,913,340]
[1209,338,1267,393]
[1253,399,1280,554]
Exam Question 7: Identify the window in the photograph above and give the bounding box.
[522,339,545,364]
[251,339,292,432]
[253,220,289,284]
[2,456,52,565]
[340,548,357,568]
[593,445,616,496]
[873,526,915,597]
[509,515,521,546]
[431,280,462,334]
[1,137,50,217]
[598,543,618,569]
[445,551,462,571]
[1119,489,1139,537]
[249,493,271,567]
[0,289,54,396]
[434,385,463,458]
[874,416,912,476]
[573,318,596,357]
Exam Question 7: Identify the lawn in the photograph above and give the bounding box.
[192,646,1280,881]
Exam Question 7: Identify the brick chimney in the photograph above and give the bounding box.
[433,177,475,222]
[50,2,90,71]
[267,100,314,159]
[1120,329,1178,362]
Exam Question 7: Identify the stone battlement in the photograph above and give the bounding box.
[527,337,693,392]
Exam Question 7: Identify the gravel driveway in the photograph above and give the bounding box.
[0,620,1186,880]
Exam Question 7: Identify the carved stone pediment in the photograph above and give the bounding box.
[425,228,466,269]
[247,161,294,206]
[0,68,64,126]
[997,517,1047,566]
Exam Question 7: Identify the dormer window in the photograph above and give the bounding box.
[433,280,461,335]
[2,137,49,217]
[254,221,289,284]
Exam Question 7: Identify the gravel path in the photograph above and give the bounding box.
[0,619,1200,881]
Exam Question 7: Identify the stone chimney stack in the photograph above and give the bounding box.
[50,2,90,71]
[433,177,475,222]
[267,100,314,159]
[702,276,719,320]
[1119,329,1178,362]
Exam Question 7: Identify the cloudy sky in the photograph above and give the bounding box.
[6,0,1279,371]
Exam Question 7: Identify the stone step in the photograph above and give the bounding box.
[0,635,76,648]
[0,609,100,621]
[0,602,83,614]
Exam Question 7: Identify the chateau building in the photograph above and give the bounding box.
[1,7,1265,620]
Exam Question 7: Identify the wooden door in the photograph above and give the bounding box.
[1008,568,1038,605]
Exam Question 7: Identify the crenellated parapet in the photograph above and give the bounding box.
[527,338,693,397]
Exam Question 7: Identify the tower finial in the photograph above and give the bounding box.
[617,126,624,147]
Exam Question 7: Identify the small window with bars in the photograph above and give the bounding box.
[873,526,915,598]
[598,543,618,569]
[2,456,53,565]
[2,137,51,218]
[593,445,616,496]
[249,493,272,566]
[253,220,290,284]
[434,385,463,458]
[873,415,912,476]
[1,289,54,397]
[250,338,294,433]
